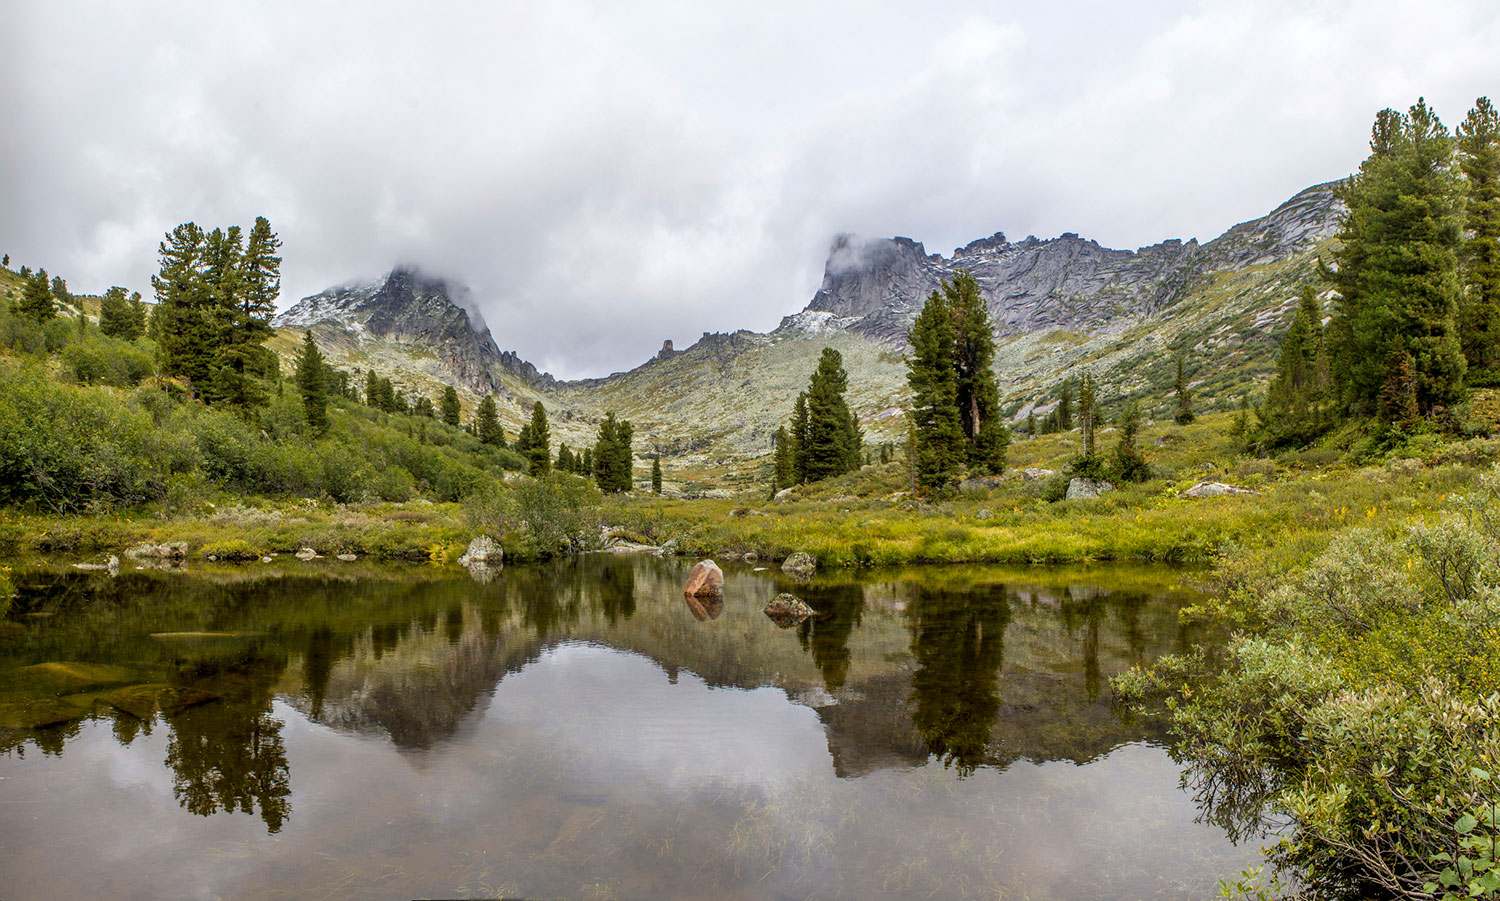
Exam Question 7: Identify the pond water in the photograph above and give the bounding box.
[0,555,1257,899]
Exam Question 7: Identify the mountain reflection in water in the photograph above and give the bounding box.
[0,556,1243,900]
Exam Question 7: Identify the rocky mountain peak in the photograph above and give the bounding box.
[274,265,552,395]
[795,182,1343,346]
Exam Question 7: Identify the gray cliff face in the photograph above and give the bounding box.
[274,266,552,394]
[795,183,1343,346]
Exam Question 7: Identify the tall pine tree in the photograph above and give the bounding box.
[17,268,55,323]
[1258,286,1331,447]
[295,331,329,436]
[651,453,662,494]
[440,386,462,426]
[1323,99,1466,417]
[801,348,862,482]
[475,395,503,445]
[943,271,1009,472]
[1173,357,1195,425]
[1458,96,1500,379]
[906,288,964,490]
[525,401,551,474]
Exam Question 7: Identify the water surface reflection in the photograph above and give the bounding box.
[0,557,1251,899]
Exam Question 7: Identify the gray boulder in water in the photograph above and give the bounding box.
[763,594,814,627]
[781,551,817,577]
[457,535,502,566]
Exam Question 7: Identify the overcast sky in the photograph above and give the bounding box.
[4,1,1498,378]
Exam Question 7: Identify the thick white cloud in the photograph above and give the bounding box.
[3,0,1497,377]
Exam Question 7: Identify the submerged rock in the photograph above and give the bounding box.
[294,547,319,561]
[336,553,358,562]
[763,593,814,627]
[1182,480,1256,498]
[1065,478,1115,500]
[457,535,502,566]
[124,541,187,561]
[781,551,817,578]
[683,560,723,597]
[71,555,120,575]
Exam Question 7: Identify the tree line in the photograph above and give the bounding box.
[1257,96,1500,448]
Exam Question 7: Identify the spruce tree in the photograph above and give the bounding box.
[1056,379,1074,431]
[18,268,56,323]
[525,401,551,473]
[412,395,435,418]
[1458,96,1500,378]
[801,348,862,482]
[1323,99,1466,416]
[1258,286,1330,446]
[771,425,794,492]
[594,413,620,490]
[1111,402,1151,483]
[365,371,381,407]
[99,286,144,340]
[789,392,810,484]
[906,288,964,490]
[295,331,329,435]
[1173,357,1195,425]
[475,394,503,445]
[440,386,462,427]
[556,444,574,472]
[152,222,216,392]
[651,453,662,494]
[580,446,593,477]
[1074,370,1103,476]
[50,275,69,308]
[945,271,1008,472]
[514,423,534,459]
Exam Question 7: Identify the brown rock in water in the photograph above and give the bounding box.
[781,551,817,578]
[683,593,724,622]
[683,560,723,597]
[763,593,814,627]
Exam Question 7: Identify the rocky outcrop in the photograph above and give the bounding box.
[1065,478,1115,500]
[1182,480,1256,498]
[457,535,502,566]
[683,560,724,597]
[1022,468,1056,481]
[763,594,814,627]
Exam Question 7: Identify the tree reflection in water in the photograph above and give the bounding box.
[164,652,292,833]
[908,584,1010,777]
[794,581,865,690]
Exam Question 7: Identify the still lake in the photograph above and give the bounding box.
[0,555,1257,899]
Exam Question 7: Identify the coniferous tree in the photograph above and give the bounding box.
[1458,96,1500,378]
[771,425,794,492]
[151,223,218,392]
[525,401,551,473]
[556,444,574,472]
[1323,99,1466,416]
[1173,357,1195,425]
[294,331,329,435]
[99,286,144,340]
[1,254,7,268]
[365,371,381,407]
[475,394,503,445]
[651,453,662,494]
[1258,286,1331,447]
[50,275,69,308]
[592,412,633,492]
[945,271,1009,472]
[580,446,593,477]
[412,395,435,418]
[1056,379,1074,431]
[18,268,56,323]
[800,348,862,482]
[789,392,811,484]
[1111,402,1151,483]
[440,386,462,427]
[906,288,964,490]
[1074,370,1103,476]
[1025,411,1037,437]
